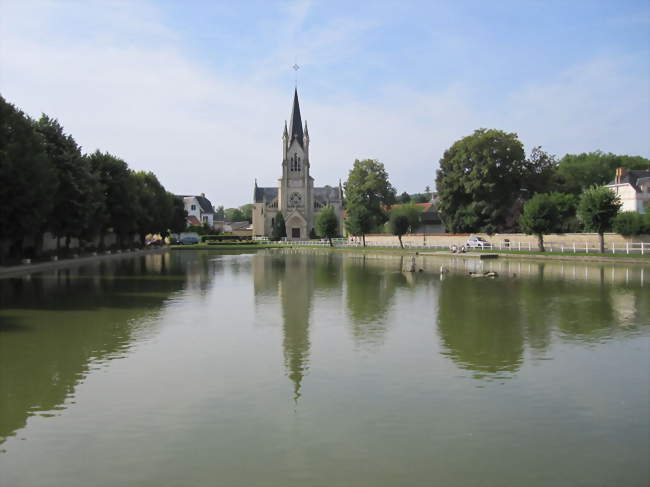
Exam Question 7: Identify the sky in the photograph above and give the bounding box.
[1,0,649,207]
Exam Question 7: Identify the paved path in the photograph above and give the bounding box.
[0,248,169,278]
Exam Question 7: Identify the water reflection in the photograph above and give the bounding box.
[0,252,208,445]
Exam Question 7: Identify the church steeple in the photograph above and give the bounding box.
[289,88,304,147]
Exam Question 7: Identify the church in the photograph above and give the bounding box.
[252,89,344,239]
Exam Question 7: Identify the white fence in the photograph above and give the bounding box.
[269,238,649,255]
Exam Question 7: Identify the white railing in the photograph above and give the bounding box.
[267,238,649,254]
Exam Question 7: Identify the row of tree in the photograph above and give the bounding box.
[336,129,648,249]
[435,128,649,235]
[0,96,186,262]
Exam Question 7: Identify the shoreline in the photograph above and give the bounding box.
[172,245,650,265]
[0,247,169,278]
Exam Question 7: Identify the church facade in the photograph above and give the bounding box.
[252,89,344,239]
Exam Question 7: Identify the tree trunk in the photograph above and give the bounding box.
[537,234,545,252]
[56,235,61,255]
[398,235,403,249]
[599,233,605,253]
[362,234,366,247]
[328,237,333,247]
[65,235,71,252]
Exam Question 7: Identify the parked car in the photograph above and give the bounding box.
[179,233,200,245]
[466,236,490,249]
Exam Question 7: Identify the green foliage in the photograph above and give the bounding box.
[132,171,173,241]
[436,128,527,233]
[557,151,650,194]
[344,205,373,245]
[271,212,287,241]
[214,205,225,220]
[344,159,396,242]
[397,191,411,203]
[612,212,645,236]
[315,205,339,246]
[411,193,429,203]
[577,186,622,252]
[547,192,580,233]
[87,151,138,243]
[169,194,187,234]
[34,115,98,247]
[225,207,245,222]
[519,194,560,251]
[388,204,420,248]
[0,96,57,259]
[239,204,253,222]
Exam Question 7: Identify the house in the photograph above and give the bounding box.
[181,193,215,227]
[605,168,650,213]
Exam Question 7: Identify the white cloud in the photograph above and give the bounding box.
[1,0,647,207]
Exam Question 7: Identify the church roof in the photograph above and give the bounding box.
[313,185,342,202]
[254,186,278,203]
[289,88,304,147]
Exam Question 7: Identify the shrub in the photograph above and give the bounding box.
[613,212,644,236]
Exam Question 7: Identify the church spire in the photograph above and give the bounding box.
[289,88,304,147]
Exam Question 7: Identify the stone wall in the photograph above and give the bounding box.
[357,233,650,250]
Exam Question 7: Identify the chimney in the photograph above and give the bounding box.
[615,168,627,184]
[201,193,205,198]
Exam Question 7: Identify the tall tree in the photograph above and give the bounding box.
[87,151,138,248]
[398,191,411,203]
[35,115,97,252]
[519,194,560,252]
[557,151,650,194]
[344,158,396,237]
[133,171,172,243]
[577,186,622,252]
[169,194,187,233]
[315,205,339,246]
[436,129,527,233]
[214,205,225,220]
[0,97,57,260]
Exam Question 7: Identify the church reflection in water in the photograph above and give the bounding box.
[253,250,649,393]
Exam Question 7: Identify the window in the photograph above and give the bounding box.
[191,204,196,210]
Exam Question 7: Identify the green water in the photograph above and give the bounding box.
[0,250,648,487]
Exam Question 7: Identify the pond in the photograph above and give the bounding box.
[0,250,648,487]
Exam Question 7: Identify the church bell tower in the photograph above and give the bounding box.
[279,88,313,239]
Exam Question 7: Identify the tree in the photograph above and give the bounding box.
[271,212,286,241]
[613,212,644,236]
[389,204,420,248]
[169,194,187,233]
[239,203,254,223]
[0,96,57,261]
[412,193,429,203]
[214,205,225,220]
[557,151,650,194]
[436,129,527,233]
[225,207,245,222]
[397,191,411,203]
[87,151,138,248]
[315,205,339,246]
[345,205,373,246]
[519,194,560,252]
[548,192,580,233]
[133,171,172,244]
[577,186,622,252]
[344,158,396,237]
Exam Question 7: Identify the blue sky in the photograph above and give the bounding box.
[1,0,648,206]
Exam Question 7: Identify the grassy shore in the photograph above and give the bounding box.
[170,243,650,263]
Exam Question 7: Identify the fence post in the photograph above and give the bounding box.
[626,242,629,255]
[612,243,615,254]
[528,242,531,251]
[643,243,645,255]
[561,244,564,252]
[573,242,576,253]
[518,242,521,251]
[585,242,588,253]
